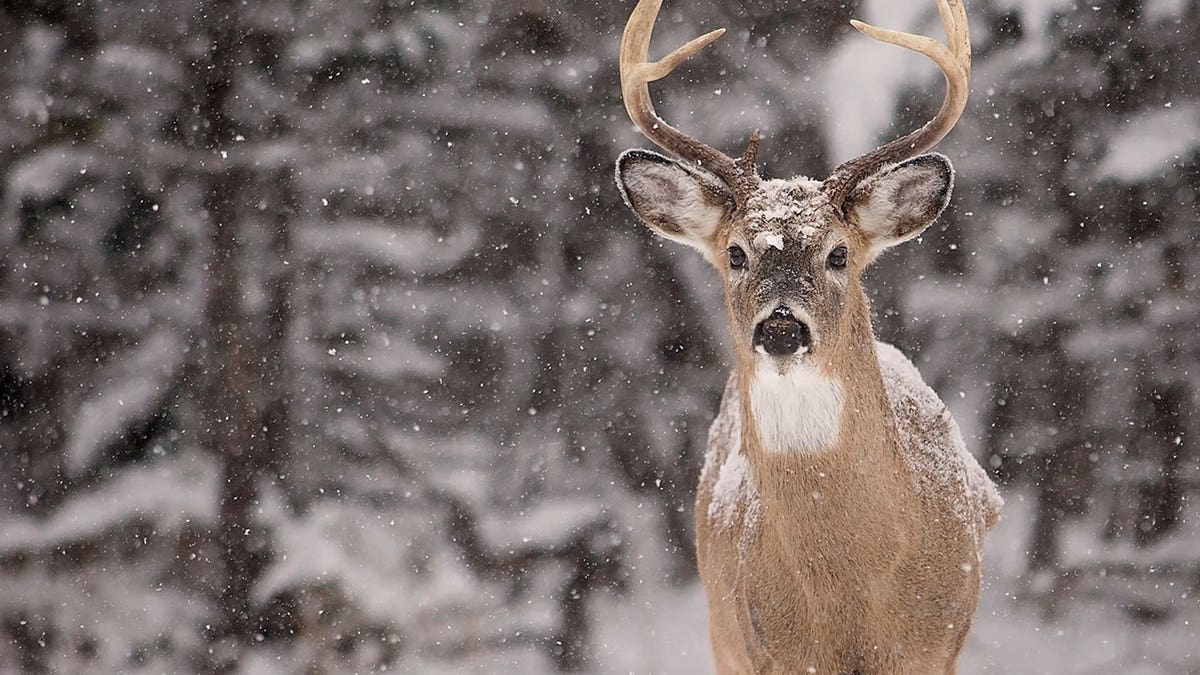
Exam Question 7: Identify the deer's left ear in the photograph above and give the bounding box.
[845,153,953,258]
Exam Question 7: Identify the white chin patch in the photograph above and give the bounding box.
[749,360,844,454]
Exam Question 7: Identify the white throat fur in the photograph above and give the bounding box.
[749,361,845,454]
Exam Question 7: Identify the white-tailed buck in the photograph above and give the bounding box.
[614,0,1003,672]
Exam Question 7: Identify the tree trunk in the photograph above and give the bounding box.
[189,0,273,660]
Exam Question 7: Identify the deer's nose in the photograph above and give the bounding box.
[753,307,812,357]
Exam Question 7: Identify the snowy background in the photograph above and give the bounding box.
[0,0,1197,672]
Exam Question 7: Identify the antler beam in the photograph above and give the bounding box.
[620,0,760,206]
[822,0,972,208]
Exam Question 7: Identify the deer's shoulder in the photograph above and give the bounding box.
[875,341,1003,541]
[699,375,765,534]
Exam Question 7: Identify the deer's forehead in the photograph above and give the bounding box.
[738,179,838,251]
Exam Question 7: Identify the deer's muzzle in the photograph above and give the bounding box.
[753,307,812,357]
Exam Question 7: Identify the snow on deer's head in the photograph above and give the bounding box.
[614,0,969,376]
[617,150,953,369]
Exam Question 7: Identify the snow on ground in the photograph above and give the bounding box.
[235,483,1200,674]
[582,487,1199,674]
[591,578,715,675]
[964,490,1199,674]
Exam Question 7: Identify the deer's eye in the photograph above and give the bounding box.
[728,245,748,270]
[827,245,848,270]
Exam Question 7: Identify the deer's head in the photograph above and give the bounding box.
[615,0,971,376]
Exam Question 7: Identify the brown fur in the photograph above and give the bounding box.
[617,152,1000,674]
[616,2,991,667]
[697,287,989,674]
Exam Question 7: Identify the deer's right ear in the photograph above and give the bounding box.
[616,150,732,250]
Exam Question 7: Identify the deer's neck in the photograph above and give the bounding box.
[738,290,892,471]
[734,291,904,563]
[745,360,845,454]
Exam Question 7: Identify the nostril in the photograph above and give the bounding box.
[753,310,812,357]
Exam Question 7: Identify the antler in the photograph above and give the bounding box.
[620,0,760,206]
[821,0,972,209]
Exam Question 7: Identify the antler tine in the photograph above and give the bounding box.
[620,0,759,205]
[822,0,972,209]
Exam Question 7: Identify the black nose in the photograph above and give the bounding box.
[753,307,812,356]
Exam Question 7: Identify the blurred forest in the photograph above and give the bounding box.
[0,0,1196,672]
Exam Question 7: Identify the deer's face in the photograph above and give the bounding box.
[617,150,953,371]
[721,179,855,366]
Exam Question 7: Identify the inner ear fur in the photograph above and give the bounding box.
[844,153,954,254]
[615,149,733,251]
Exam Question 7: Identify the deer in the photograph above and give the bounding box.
[613,0,1003,672]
